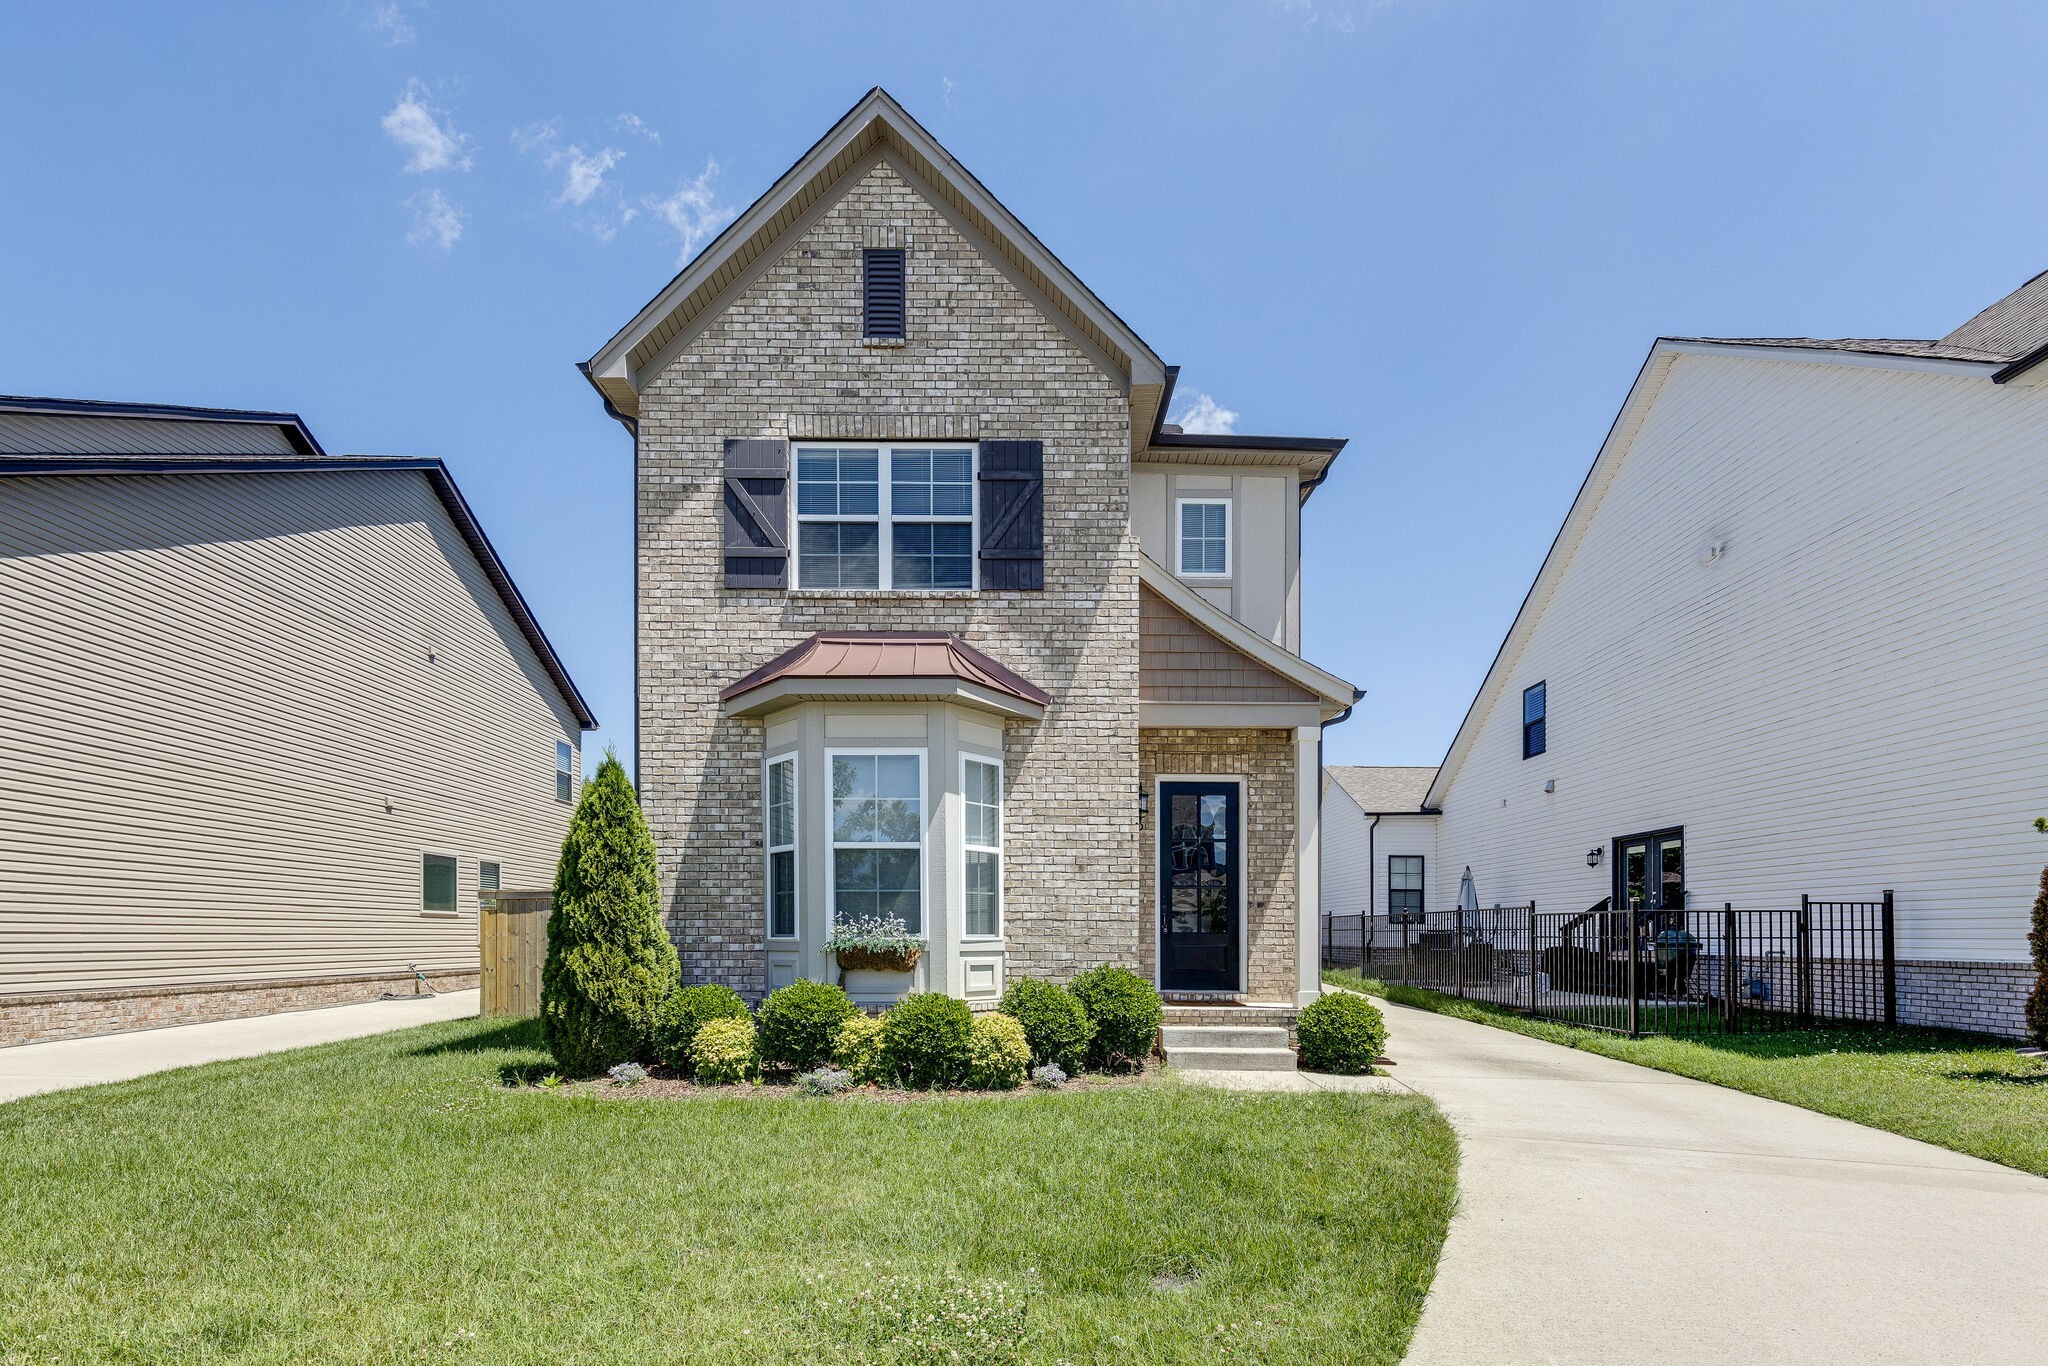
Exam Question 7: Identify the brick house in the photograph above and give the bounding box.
[582,90,1355,1015]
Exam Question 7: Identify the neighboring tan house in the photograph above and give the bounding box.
[582,89,1357,1016]
[1320,766,1438,965]
[0,395,593,1044]
[1356,272,2048,1038]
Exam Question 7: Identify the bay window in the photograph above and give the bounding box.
[765,756,797,939]
[963,756,1002,938]
[829,751,924,932]
[795,444,975,590]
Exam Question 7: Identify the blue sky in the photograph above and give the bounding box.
[5,2,2046,773]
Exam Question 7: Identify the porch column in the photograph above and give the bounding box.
[1294,725,1322,1007]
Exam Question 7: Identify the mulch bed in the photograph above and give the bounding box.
[517,1060,1162,1103]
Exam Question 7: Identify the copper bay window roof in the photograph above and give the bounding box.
[719,632,1052,720]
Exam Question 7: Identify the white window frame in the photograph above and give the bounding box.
[555,741,574,804]
[1174,497,1232,578]
[960,752,1004,941]
[764,753,798,940]
[477,860,502,895]
[792,442,979,591]
[823,747,928,934]
[421,851,460,917]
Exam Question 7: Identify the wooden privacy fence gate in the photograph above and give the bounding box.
[479,890,553,1017]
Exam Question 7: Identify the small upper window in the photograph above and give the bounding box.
[1177,499,1230,577]
[556,742,574,803]
[478,861,500,894]
[1522,681,1546,759]
[862,249,906,339]
[422,853,458,914]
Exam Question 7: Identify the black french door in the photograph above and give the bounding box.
[1614,827,1684,917]
[1158,780,1241,992]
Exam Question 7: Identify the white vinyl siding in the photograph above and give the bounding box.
[1430,352,2048,963]
[0,469,581,995]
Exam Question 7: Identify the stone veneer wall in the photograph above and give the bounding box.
[636,158,1140,998]
[0,970,478,1047]
[1139,728,1298,1001]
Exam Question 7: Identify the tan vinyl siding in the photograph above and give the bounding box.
[1431,353,2048,964]
[0,469,579,996]
[1139,586,1316,703]
[0,414,299,456]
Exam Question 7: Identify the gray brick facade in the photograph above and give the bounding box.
[636,160,1143,997]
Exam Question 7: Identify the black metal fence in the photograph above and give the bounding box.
[1323,892,1896,1037]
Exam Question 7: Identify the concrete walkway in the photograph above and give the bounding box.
[1381,997,2048,1365]
[0,989,479,1103]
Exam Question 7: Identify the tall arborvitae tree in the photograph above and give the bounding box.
[541,752,679,1073]
[2027,866,2048,1049]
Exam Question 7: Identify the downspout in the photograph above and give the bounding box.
[1317,688,1364,968]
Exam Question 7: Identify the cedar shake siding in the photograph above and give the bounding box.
[635,158,1141,996]
[0,466,584,1042]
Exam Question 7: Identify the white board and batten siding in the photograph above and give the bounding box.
[1430,350,2048,964]
[0,469,581,996]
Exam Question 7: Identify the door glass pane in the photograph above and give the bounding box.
[1622,843,1648,909]
[1657,837,1684,911]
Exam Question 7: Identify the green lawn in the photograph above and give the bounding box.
[0,1016,1456,1365]
[1329,968,2048,1178]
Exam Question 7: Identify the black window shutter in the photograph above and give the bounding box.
[723,438,789,589]
[863,249,906,339]
[978,440,1044,590]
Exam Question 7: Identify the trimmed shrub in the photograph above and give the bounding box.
[1297,991,1388,1075]
[965,1013,1031,1090]
[691,1015,758,1084]
[997,978,1094,1074]
[1068,964,1163,1073]
[832,1014,886,1084]
[880,993,975,1089]
[757,979,860,1071]
[652,983,749,1073]
[540,753,680,1074]
[2027,866,2048,1049]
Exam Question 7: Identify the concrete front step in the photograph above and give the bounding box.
[1161,1024,1298,1073]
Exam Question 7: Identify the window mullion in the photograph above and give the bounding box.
[878,446,894,591]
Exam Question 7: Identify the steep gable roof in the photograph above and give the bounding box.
[1325,766,1438,814]
[582,88,1166,425]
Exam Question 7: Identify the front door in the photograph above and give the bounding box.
[1158,780,1241,992]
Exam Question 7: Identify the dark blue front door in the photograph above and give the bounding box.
[1158,781,1241,992]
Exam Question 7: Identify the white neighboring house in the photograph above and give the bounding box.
[1407,271,2048,1038]
[1321,767,1438,966]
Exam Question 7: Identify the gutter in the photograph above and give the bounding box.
[1993,343,2048,384]
[577,361,638,438]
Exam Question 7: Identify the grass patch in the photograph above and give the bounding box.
[1330,968,2048,1177]
[0,1015,1457,1364]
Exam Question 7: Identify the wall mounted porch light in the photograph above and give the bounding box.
[1586,848,1603,868]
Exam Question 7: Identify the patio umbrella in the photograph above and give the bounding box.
[1458,867,1479,912]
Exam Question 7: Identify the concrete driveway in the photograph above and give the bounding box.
[0,990,479,1103]
[1379,997,2048,1366]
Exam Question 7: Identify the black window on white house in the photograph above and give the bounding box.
[862,248,906,339]
[556,741,574,802]
[422,853,458,914]
[1388,855,1424,923]
[1522,681,1546,759]
[796,444,975,589]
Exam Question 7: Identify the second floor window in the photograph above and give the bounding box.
[556,741,574,802]
[796,444,975,590]
[1523,681,1546,759]
[1177,498,1230,577]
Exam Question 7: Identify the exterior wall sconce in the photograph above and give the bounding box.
[1586,848,1603,868]
[1543,779,1556,794]
[1138,791,1149,815]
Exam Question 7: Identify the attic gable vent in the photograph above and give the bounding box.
[862,248,906,340]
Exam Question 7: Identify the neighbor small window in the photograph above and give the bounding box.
[1388,855,1424,923]
[556,741,574,802]
[765,756,797,939]
[829,751,923,933]
[478,861,501,893]
[863,248,906,339]
[963,757,1003,938]
[1522,681,1546,759]
[1177,498,1230,577]
[422,853,458,914]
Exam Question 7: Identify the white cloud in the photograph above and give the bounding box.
[382,81,472,174]
[558,145,624,206]
[614,113,660,142]
[368,1,418,44]
[646,159,737,264]
[942,76,957,108]
[1170,393,1240,435]
[405,188,464,249]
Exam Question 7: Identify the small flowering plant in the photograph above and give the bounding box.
[824,915,925,972]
